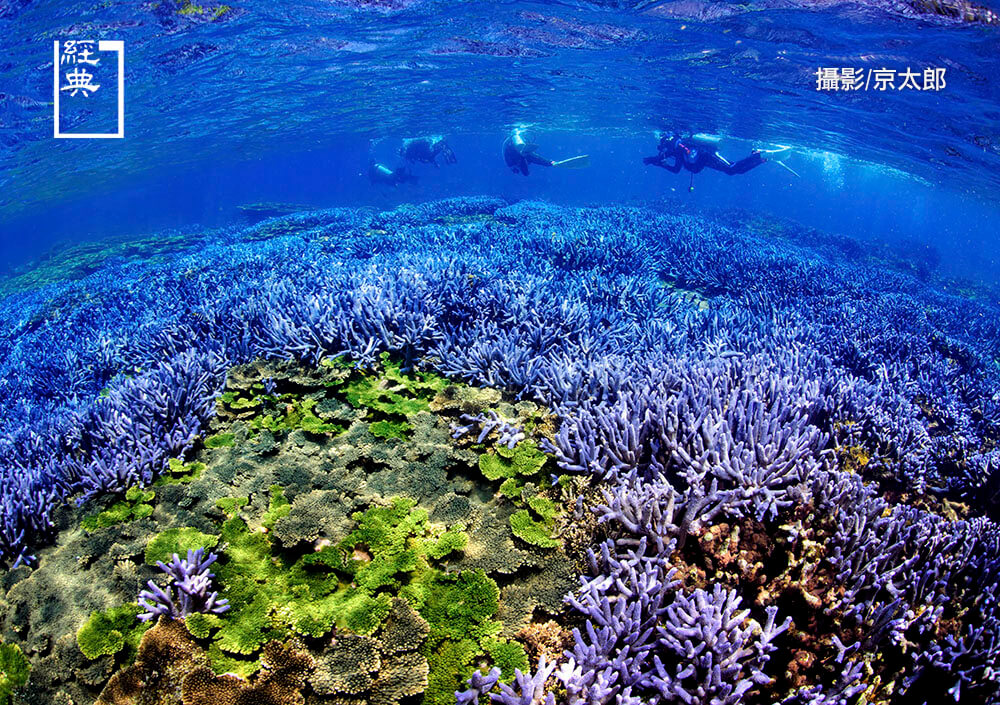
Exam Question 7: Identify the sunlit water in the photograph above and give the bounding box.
[1,0,998,274]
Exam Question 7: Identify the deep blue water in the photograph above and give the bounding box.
[1,0,998,280]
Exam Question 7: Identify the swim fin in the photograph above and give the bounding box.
[552,155,590,169]
[773,160,800,178]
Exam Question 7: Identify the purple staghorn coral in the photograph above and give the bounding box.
[137,548,230,622]
[647,588,790,705]
[1,198,1000,701]
[458,659,557,705]
[561,535,790,705]
[456,668,501,705]
[451,411,526,448]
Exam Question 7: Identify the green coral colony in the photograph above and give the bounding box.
[0,355,589,704]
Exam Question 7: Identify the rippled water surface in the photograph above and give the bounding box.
[1,0,999,215]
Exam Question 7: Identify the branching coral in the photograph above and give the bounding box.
[138,548,230,622]
[453,411,526,449]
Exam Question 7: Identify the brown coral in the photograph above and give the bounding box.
[309,599,431,703]
[95,621,314,705]
[97,617,209,705]
[376,598,430,655]
[427,383,502,416]
[310,635,382,696]
[180,640,313,705]
[516,620,571,665]
[271,489,351,548]
[369,651,428,705]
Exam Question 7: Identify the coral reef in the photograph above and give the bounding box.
[1,348,581,704]
[1,197,1000,703]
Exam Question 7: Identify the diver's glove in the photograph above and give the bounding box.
[642,156,660,166]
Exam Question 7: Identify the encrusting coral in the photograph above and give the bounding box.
[76,605,150,662]
[2,350,583,705]
[81,486,155,532]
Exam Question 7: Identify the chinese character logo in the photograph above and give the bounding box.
[62,67,101,97]
[815,67,947,93]
[61,39,100,65]
[53,40,124,139]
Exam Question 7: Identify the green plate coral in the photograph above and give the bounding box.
[145,527,220,565]
[0,642,29,704]
[81,485,155,531]
[9,356,586,705]
[76,604,150,661]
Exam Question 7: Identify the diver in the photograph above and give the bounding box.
[502,128,590,176]
[399,136,457,166]
[643,133,795,191]
[368,161,418,187]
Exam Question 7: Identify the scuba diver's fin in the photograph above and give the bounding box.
[551,155,590,169]
[773,160,800,178]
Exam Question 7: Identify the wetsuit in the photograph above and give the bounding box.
[644,135,764,175]
[503,134,554,176]
[400,137,457,166]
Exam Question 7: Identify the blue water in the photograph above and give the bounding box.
[5,3,1000,703]
[1,0,999,280]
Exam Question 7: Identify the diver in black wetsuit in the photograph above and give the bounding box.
[368,161,418,187]
[502,129,590,176]
[399,136,457,166]
[644,133,776,190]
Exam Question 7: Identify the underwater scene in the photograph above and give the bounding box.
[1,1,1000,704]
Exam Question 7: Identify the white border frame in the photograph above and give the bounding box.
[53,40,124,139]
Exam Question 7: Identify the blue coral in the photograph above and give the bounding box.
[138,548,230,622]
[452,411,526,448]
[1,197,1000,700]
